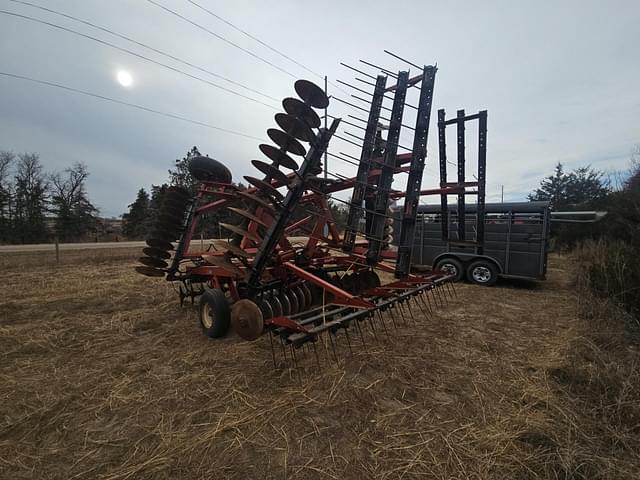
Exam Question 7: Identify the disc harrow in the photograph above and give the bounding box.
[135,52,488,372]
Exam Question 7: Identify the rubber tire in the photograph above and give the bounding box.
[198,288,231,338]
[188,156,232,183]
[466,260,498,287]
[434,258,464,282]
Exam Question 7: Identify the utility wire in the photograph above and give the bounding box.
[0,71,266,142]
[145,0,296,79]
[7,0,279,102]
[0,9,277,110]
[185,0,327,82]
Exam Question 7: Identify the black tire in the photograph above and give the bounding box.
[434,258,464,282]
[466,260,498,287]
[188,156,232,183]
[198,288,231,338]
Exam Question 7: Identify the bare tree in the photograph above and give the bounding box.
[13,153,48,243]
[50,162,97,242]
[0,151,15,242]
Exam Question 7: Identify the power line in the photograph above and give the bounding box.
[7,0,279,102]
[0,71,266,142]
[183,0,356,99]
[0,9,278,110]
[145,0,297,79]
[186,0,325,81]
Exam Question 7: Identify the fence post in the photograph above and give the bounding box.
[55,238,60,265]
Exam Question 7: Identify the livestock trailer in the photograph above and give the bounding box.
[399,201,551,285]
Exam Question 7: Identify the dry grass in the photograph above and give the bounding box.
[0,250,639,479]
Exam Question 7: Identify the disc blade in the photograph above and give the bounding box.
[202,255,243,276]
[259,144,299,170]
[258,299,274,320]
[227,207,269,227]
[244,176,285,202]
[232,299,264,341]
[294,79,329,109]
[142,247,171,260]
[282,97,321,128]
[237,190,276,213]
[216,241,251,259]
[251,160,291,186]
[135,266,166,277]
[138,256,168,269]
[267,129,307,157]
[274,113,316,143]
[145,238,174,251]
[220,223,262,243]
[269,295,283,317]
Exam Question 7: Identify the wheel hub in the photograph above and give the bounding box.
[472,266,491,283]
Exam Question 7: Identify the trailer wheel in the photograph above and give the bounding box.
[198,288,231,338]
[434,258,464,282]
[467,260,498,286]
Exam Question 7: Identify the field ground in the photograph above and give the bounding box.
[1,248,638,479]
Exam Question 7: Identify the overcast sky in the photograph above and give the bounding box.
[1,0,638,217]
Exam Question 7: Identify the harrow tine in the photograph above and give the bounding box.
[376,309,390,338]
[386,307,398,328]
[290,345,302,383]
[328,332,339,365]
[269,332,277,369]
[396,303,408,326]
[344,327,353,354]
[367,315,380,343]
[450,281,458,298]
[404,300,416,323]
[355,319,368,351]
[413,294,429,320]
[312,340,321,367]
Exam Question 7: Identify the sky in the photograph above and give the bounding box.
[0,0,638,217]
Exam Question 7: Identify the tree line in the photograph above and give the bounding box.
[0,151,97,244]
[529,153,640,319]
[122,146,350,240]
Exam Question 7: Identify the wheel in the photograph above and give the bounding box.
[467,260,498,286]
[188,156,232,183]
[434,258,464,282]
[198,288,231,338]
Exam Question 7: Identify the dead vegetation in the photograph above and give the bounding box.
[1,250,639,479]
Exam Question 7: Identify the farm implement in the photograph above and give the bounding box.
[136,52,484,367]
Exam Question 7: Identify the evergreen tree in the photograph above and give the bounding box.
[168,146,201,194]
[528,163,571,209]
[528,162,610,209]
[50,162,98,242]
[122,188,150,239]
[13,153,48,243]
[0,151,14,243]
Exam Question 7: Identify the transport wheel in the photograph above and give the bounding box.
[434,258,464,282]
[188,155,232,183]
[466,260,498,287]
[198,288,231,338]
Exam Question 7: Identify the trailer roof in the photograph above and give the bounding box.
[415,201,550,214]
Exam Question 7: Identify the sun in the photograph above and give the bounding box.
[116,70,133,87]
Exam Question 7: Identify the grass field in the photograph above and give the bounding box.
[1,248,638,479]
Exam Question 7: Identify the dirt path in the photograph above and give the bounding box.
[0,252,635,479]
